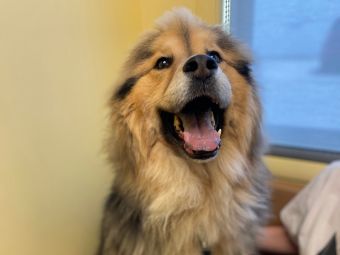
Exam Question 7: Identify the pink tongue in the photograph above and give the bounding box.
[180,111,220,154]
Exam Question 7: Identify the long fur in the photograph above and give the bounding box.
[97,8,270,255]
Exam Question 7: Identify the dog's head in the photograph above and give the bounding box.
[111,8,261,163]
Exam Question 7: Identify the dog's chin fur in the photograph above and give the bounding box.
[97,8,270,255]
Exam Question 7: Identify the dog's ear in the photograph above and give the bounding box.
[114,77,139,101]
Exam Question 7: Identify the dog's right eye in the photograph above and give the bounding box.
[154,57,173,70]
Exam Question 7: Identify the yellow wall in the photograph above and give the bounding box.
[138,0,221,28]
[0,1,220,255]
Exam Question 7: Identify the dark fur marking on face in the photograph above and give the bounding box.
[231,60,252,83]
[134,48,153,62]
[211,26,235,52]
[179,20,192,55]
[131,43,154,63]
[115,77,138,100]
[127,32,159,68]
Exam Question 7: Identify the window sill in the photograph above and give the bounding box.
[263,155,326,182]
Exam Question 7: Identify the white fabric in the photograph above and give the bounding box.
[280,160,340,255]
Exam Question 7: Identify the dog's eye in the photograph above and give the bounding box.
[207,51,222,63]
[154,57,173,70]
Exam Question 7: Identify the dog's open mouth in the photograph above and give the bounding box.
[160,96,225,160]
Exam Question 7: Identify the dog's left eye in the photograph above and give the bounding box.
[207,51,222,63]
[154,57,173,70]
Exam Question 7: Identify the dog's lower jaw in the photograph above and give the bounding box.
[190,154,218,163]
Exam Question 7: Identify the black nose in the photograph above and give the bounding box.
[183,54,218,81]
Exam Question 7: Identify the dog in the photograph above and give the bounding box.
[97,8,270,255]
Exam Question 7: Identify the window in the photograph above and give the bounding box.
[227,0,340,161]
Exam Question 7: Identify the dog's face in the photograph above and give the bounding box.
[113,9,260,163]
[155,30,232,161]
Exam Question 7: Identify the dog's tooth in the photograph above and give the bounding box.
[210,111,215,127]
[174,115,182,131]
[218,129,222,136]
[174,115,179,127]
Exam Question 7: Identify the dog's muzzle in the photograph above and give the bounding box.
[159,54,230,161]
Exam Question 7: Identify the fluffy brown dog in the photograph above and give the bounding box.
[97,8,270,255]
